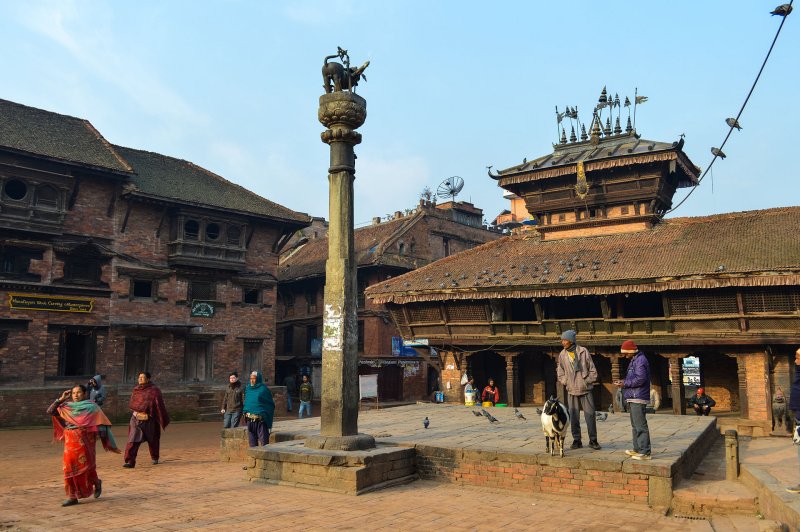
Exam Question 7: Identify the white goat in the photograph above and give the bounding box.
[541,395,570,457]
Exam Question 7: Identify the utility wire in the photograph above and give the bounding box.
[663,2,793,217]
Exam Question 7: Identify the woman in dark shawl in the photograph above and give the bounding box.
[48,384,121,506]
[124,372,170,468]
[243,371,275,447]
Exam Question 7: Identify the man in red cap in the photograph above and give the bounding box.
[614,340,652,460]
[688,387,716,416]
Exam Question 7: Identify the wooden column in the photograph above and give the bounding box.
[611,355,622,382]
[668,356,686,415]
[504,353,520,407]
[736,354,749,419]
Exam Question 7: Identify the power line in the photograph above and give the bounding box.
[663,2,793,217]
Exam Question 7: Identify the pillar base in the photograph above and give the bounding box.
[304,433,376,451]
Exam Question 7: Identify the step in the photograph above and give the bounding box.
[199,412,221,422]
[672,479,759,517]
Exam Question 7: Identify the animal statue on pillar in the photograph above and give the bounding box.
[541,395,570,457]
[322,46,370,93]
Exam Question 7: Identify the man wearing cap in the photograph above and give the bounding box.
[614,340,652,460]
[557,329,601,450]
[688,387,716,416]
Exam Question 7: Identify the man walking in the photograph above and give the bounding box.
[615,340,652,460]
[243,371,275,447]
[298,374,313,419]
[124,372,170,468]
[221,371,243,428]
[556,330,601,450]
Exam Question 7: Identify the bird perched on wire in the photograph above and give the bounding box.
[472,410,483,417]
[711,147,727,159]
[423,417,430,429]
[595,412,608,422]
[725,118,743,130]
[514,408,527,421]
[771,4,793,16]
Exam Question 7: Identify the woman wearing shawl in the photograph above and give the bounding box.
[48,384,121,507]
[243,371,275,447]
[124,372,170,468]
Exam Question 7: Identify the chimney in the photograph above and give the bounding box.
[394,211,403,219]
[372,217,381,225]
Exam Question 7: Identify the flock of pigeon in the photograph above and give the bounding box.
[422,408,608,428]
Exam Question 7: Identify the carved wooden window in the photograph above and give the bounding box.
[668,290,738,316]
[131,279,155,299]
[2,179,28,201]
[389,307,407,326]
[58,329,96,376]
[183,219,200,240]
[742,289,800,314]
[0,247,40,280]
[189,280,215,301]
[305,289,317,314]
[443,238,451,257]
[306,325,317,353]
[35,185,59,208]
[124,338,150,384]
[227,226,242,246]
[409,304,442,323]
[243,340,262,376]
[284,293,295,317]
[283,327,294,354]
[243,288,260,305]
[447,302,488,322]
[205,222,221,241]
[64,257,101,284]
[357,280,367,308]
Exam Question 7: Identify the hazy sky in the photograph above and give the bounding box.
[1,1,797,226]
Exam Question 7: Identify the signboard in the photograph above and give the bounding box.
[310,338,322,358]
[359,374,378,399]
[391,336,402,356]
[403,338,428,346]
[8,293,93,313]
[190,300,215,317]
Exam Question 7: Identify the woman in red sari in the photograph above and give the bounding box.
[48,384,121,506]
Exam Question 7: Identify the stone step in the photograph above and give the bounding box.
[671,480,759,517]
[199,412,221,422]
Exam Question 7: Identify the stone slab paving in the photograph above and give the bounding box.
[0,421,723,531]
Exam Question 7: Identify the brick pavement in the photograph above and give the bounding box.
[0,421,724,531]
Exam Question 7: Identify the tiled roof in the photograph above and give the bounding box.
[0,99,133,173]
[279,214,420,282]
[366,207,800,303]
[115,146,310,224]
[492,133,699,188]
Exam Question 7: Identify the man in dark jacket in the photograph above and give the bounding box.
[614,340,651,460]
[787,347,800,494]
[221,371,243,428]
[688,388,716,416]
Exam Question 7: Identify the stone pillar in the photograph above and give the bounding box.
[504,353,520,407]
[308,86,374,451]
[611,355,622,412]
[668,356,686,415]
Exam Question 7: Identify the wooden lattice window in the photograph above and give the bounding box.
[409,304,441,323]
[389,307,407,325]
[742,289,800,314]
[447,302,487,322]
[668,291,738,316]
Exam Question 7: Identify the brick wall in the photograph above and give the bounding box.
[745,352,770,422]
[700,353,739,412]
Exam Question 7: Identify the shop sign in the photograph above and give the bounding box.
[8,293,94,313]
[190,300,215,317]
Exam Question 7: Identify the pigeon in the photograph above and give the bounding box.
[481,408,491,418]
[596,412,608,422]
[514,408,527,421]
[711,147,727,159]
[608,403,615,414]
[725,118,742,130]
[535,407,543,415]
[472,410,483,417]
[423,417,430,429]
[771,4,793,16]
[486,412,499,423]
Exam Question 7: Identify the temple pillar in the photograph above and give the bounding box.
[503,353,520,407]
[668,356,686,415]
[736,354,749,419]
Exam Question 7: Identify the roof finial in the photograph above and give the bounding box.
[580,124,588,141]
[614,116,622,135]
[569,126,577,143]
[604,117,612,136]
[598,86,608,104]
[625,116,633,133]
[560,127,567,144]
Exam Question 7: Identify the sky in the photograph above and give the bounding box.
[1,1,797,227]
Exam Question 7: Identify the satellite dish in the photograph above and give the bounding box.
[436,176,464,202]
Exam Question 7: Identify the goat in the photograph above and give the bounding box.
[541,395,570,457]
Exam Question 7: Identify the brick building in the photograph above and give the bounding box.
[367,123,800,436]
[275,200,501,402]
[0,98,309,425]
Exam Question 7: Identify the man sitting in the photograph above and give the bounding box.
[688,387,716,416]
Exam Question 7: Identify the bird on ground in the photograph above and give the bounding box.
[711,147,727,159]
[481,408,491,418]
[535,407,543,415]
[423,417,430,429]
[486,412,499,423]
[725,118,742,130]
[472,410,484,417]
[596,412,608,422]
[514,408,527,421]
[771,4,793,16]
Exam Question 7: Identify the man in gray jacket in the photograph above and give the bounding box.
[557,330,601,450]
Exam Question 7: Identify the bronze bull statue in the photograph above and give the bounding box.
[322,58,370,93]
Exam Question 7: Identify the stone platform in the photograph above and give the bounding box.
[225,404,717,507]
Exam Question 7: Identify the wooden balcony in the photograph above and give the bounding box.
[167,239,246,270]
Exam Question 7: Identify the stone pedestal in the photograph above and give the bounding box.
[246,440,416,495]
